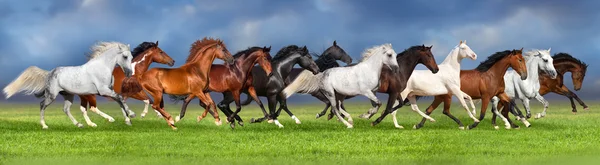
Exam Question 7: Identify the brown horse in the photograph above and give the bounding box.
[77,41,175,126]
[413,49,528,130]
[510,53,588,115]
[122,37,234,130]
[171,46,274,128]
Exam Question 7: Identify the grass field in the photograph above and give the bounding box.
[1,101,599,165]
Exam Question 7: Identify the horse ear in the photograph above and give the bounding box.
[428,45,433,50]
[268,46,271,52]
[156,40,159,46]
[548,48,551,52]
[333,40,337,46]
[459,40,463,44]
[127,44,130,48]
[520,47,523,52]
[303,46,307,51]
[464,40,467,44]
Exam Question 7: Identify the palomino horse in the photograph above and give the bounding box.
[3,42,135,129]
[412,49,528,130]
[491,48,558,128]
[391,40,479,128]
[122,38,234,130]
[284,43,400,128]
[170,46,274,129]
[284,45,440,127]
[244,40,353,124]
[214,45,320,128]
[77,41,175,127]
[510,53,588,115]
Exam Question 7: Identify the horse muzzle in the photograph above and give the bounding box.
[168,60,175,67]
[430,68,439,74]
[124,68,133,78]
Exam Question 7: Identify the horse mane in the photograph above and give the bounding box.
[273,45,301,62]
[397,45,426,58]
[475,50,514,72]
[360,43,391,62]
[313,52,340,71]
[186,37,222,63]
[233,47,263,58]
[552,52,588,69]
[87,41,126,60]
[131,42,157,60]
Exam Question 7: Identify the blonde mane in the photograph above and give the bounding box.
[87,41,127,60]
[360,43,391,62]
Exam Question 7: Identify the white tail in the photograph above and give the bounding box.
[3,66,49,98]
[282,70,323,98]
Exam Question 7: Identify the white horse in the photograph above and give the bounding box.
[3,42,136,129]
[283,43,400,128]
[392,40,478,129]
[491,48,557,129]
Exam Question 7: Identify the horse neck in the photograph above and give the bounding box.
[524,57,542,83]
[484,56,513,83]
[357,53,385,76]
[132,51,155,78]
[185,49,217,78]
[272,56,298,79]
[440,48,462,70]
[396,53,420,80]
[554,61,580,75]
[85,48,119,74]
[236,54,260,79]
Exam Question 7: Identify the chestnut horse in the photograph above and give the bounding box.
[170,46,274,129]
[122,38,234,130]
[412,49,528,130]
[510,53,588,115]
[77,41,175,126]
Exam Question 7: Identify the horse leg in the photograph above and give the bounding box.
[322,88,352,128]
[217,93,240,124]
[85,95,115,122]
[39,92,56,129]
[78,95,97,127]
[60,93,83,128]
[266,94,284,128]
[408,96,435,123]
[317,103,331,119]
[98,87,134,126]
[522,98,532,119]
[336,96,353,125]
[175,95,194,122]
[469,96,490,130]
[227,91,243,129]
[147,89,176,129]
[359,93,381,119]
[414,96,442,129]
[490,96,509,129]
[196,92,221,126]
[441,95,464,129]
[278,95,301,124]
[451,87,478,123]
[498,94,521,128]
[372,96,402,126]
[568,90,589,110]
[534,94,549,119]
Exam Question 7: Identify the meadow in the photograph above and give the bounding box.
[1,101,599,165]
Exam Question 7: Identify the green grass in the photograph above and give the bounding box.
[1,101,599,165]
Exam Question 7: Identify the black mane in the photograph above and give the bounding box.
[131,42,158,59]
[475,50,513,72]
[553,53,588,69]
[313,53,340,71]
[273,45,302,62]
[397,45,427,58]
[233,47,263,58]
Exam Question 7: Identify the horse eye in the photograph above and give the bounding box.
[123,56,127,59]
[388,53,392,57]
[543,59,548,62]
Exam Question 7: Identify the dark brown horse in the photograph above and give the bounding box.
[509,53,588,116]
[170,46,273,128]
[77,41,175,125]
[122,38,234,130]
[412,49,528,130]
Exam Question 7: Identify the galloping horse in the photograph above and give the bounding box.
[390,41,479,128]
[122,38,234,130]
[77,41,175,127]
[170,46,273,129]
[251,40,353,124]
[412,49,528,130]
[510,53,588,115]
[4,42,135,129]
[284,45,440,127]
[284,43,400,128]
[491,48,557,128]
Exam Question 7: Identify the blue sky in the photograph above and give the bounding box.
[1,0,600,102]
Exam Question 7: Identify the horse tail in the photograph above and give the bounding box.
[282,70,323,98]
[168,94,188,104]
[3,66,49,99]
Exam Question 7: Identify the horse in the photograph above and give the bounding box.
[121,37,234,130]
[412,49,528,130]
[490,48,558,128]
[284,43,400,128]
[509,53,588,115]
[169,46,273,129]
[242,40,353,124]
[389,40,479,128]
[76,41,175,127]
[212,45,320,128]
[283,45,440,127]
[3,42,136,129]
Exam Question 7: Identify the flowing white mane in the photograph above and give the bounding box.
[88,41,127,60]
[360,43,391,62]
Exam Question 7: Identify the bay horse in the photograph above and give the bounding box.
[412,49,528,130]
[490,48,557,128]
[4,42,135,129]
[510,53,588,115]
[284,45,440,127]
[388,41,479,128]
[284,43,400,128]
[169,46,273,129]
[77,41,175,127]
[216,45,320,128]
[243,40,353,124]
[122,37,234,130]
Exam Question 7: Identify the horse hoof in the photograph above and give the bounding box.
[348,120,354,125]
[250,118,256,123]
[171,126,177,130]
[315,114,322,119]
[125,121,132,126]
[572,111,577,115]
[215,120,222,126]
[129,113,136,118]
[88,123,97,127]
[358,114,369,119]
[230,123,235,129]
[429,118,436,122]
[76,123,84,128]
[412,125,417,129]
[493,126,499,130]
[238,121,244,127]
[267,119,274,123]
[584,107,590,110]
[197,116,204,122]
[474,119,480,123]
[459,126,465,130]
[107,118,115,123]
[42,126,49,129]
[347,125,353,129]
[396,125,404,129]
[175,116,181,122]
